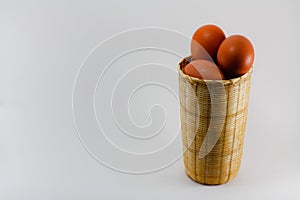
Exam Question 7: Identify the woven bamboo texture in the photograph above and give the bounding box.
[178,57,252,185]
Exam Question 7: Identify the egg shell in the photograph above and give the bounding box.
[217,35,254,78]
[183,59,224,80]
[191,24,226,61]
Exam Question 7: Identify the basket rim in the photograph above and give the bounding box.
[178,56,253,86]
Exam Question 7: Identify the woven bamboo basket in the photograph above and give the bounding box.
[178,56,252,185]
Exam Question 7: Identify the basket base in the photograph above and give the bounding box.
[184,168,239,185]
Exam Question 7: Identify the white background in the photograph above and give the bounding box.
[1,0,300,199]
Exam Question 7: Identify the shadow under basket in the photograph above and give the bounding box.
[178,56,253,185]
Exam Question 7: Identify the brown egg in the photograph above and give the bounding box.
[191,24,226,61]
[183,60,224,80]
[217,35,254,78]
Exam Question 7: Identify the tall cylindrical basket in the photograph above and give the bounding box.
[178,56,252,185]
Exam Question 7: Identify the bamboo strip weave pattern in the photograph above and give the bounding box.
[178,57,252,185]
